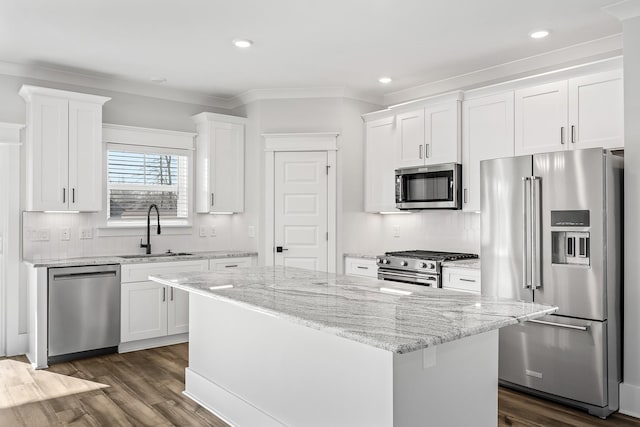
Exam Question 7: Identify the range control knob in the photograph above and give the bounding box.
[381,258,390,265]
[420,262,428,268]
[401,261,408,267]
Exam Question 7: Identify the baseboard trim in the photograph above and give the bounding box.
[620,382,640,418]
[118,333,188,353]
[184,368,285,427]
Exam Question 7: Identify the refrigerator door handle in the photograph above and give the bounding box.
[532,176,542,289]
[528,319,590,332]
[522,177,531,289]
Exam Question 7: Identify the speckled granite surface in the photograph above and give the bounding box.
[442,259,481,270]
[23,251,258,268]
[343,253,379,260]
[150,266,555,354]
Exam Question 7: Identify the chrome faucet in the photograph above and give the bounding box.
[140,204,161,255]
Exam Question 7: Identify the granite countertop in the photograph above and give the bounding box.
[442,258,481,270]
[23,250,258,268]
[150,266,556,354]
[343,253,379,260]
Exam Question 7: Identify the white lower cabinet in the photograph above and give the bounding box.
[441,267,481,294]
[120,260,208,345]
[344,257,378,279]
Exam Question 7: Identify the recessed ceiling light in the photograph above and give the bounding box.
[378,77,392,84]
[530,30,549,39]
[233,39,253,48]
[150,76,167,83]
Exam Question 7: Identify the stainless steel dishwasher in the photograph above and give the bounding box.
[48,264,121,364]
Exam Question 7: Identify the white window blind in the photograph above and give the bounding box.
[107,145,190,222]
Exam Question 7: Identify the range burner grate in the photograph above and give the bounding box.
[384,250,478,261]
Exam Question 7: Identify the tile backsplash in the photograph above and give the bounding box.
[22,212,257,260]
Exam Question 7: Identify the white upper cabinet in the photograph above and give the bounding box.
[515,70,624,155]
[396,101,461,168]
[568,70,624,150]
[462,92,515,212]
[20,85,110,212]
[193,112,246,214]
[424,101,461,165]
[396,109,425,168]
[514,81,568,155]
[364,116,398,213]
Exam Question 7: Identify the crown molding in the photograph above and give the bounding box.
[19,85,111,104]
[383,33,623,106]
[191,112,248,125]
[0,60,231,109]
[228,87,384,109]
[603,0,640,20]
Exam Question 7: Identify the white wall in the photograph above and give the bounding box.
[621,14,640,418]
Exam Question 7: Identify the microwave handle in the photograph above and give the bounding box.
[396,175,403,202]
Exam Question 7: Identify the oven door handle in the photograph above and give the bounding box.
[379,270,438,284]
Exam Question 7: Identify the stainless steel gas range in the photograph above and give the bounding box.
[376,250,478,288]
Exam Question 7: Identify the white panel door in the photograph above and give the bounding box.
[364,116,398,212]
[274,151,328,272]
[515,81,568,155]
[462,92,515,212]
[396,109,425,167]
[568,70,624,150]
[424,102,460,165]
[167,287,189,335]
[68,100,103,212]
[121,281,167,342]
[30,96,69,211]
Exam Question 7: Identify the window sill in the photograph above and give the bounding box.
[96,221,193,237]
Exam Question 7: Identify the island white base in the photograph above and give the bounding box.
[185,293,499,427]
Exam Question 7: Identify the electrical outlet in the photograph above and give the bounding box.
[248,226,255,238]
[39,229,51,241]
[60,227,70,241]
[393,225,400,238]
[210,226,217,237]
[79,227,93,239]
[199,226,208,237]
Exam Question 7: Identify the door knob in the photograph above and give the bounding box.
[276,246,289,253]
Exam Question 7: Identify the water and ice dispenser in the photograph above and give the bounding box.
[551,210,590,266]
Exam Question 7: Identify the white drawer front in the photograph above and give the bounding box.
[209,257,254,271]
[121,260,208,283]
[345,257,378,278]
[442,268,481,294]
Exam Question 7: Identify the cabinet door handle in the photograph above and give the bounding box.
[571,125,576,143]
[560,127,565,144]
[224,264,239,268]
[418,145,423,159]
[170,287,174,301]
[425,144,429,159]
[459,278,476,283]
[72,188,75,203]
[463,188,468,204]
[356,266,369,270]
[62,188,66,203]
[162,287,166,302]
[211,193,214,206]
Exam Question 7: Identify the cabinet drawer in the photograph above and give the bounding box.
[121,260,208,283]
[442,268,481,293]
[345,257,378,279]
[209,257,254,270]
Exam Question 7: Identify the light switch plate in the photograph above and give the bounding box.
[393,225,400,238]
[248,226,255,238]
[60,227,70,241]
[210,226,216,237]
[79,228,93,239]
[199,226,208,237]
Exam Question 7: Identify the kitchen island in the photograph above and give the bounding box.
[150,266,556,427]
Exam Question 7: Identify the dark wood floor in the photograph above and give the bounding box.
[1,343,638,427]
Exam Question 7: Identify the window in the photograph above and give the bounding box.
[106,144,191,225]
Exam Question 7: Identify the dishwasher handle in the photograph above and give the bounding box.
[52,270,119,280]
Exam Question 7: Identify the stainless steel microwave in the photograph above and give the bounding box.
[395,163,462,210]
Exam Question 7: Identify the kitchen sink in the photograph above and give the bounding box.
[119,252,193,259]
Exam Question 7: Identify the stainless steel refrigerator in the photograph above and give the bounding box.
[480,148,623,418]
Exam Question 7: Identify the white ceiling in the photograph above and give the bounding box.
[0,0,622,103]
